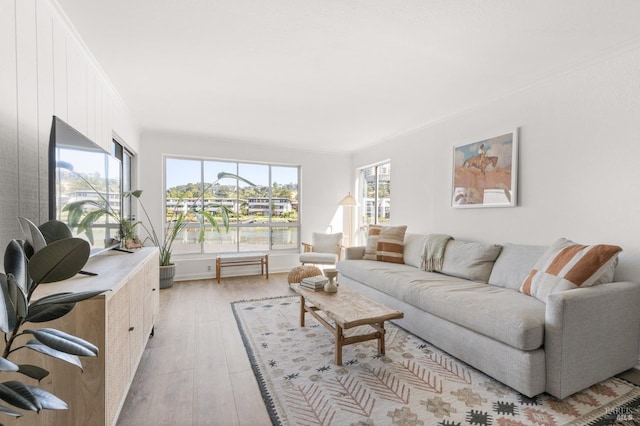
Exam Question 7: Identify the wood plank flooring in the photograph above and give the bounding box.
[117,273,640,426]
[116,273,293,426]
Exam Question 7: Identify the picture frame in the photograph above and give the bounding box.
[452,129,518,208]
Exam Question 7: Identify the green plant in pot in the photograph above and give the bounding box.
[56,161,125,247]
[0,218,105,419]
[129,172,255,288]
[120,218,142,249]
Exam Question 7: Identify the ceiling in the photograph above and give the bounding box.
[57,0,640,153]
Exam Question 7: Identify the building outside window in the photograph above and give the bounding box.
[358,162,391,236]
[165,157,300,255]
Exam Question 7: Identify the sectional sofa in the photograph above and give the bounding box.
[336,232,640,399]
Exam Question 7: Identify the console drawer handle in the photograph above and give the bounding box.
[129,326,135,332]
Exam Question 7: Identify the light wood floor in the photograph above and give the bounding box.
[116,273,640,426]
[116,273,293,426]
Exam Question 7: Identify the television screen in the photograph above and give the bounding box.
[49,116,122,255]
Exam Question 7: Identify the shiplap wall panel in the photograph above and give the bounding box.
[16,0,40,222]
[0,0,140,264]
[0,0,20,254]
[87,68,97,143]
[52,16,67,121]
[36,0,55,224]
[66,37,87,135]
[95,72,104,149]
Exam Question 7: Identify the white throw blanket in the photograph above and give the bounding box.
[421,233,453,271]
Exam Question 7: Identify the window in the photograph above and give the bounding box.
[358,162,391,228]
[112,140,134,221]
[165,157,300,255]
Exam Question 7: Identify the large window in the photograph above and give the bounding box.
[359,162,391,228]
[165,158,300,255]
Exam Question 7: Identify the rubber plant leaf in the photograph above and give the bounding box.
[0,380,40,412]
[37,220,72,244]
[6,274,27,323]
[28,238,90,284]
[0,358,18,372]
[24,339,82,371]
[3,240,28,295]
[24,328,98,356]
[0,403,22,417]
[27,290,106,323]
[17,217,47,254]
[25,385,67,410]
[0,273,15,333]
[30,290,106,307]
[17,364,49,381]
[25,303,75,323]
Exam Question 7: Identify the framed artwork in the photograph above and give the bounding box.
[452,129,518,208]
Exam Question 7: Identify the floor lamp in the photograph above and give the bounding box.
[338,192,357,247]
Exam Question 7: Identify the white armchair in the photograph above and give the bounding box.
[299,232,344,266]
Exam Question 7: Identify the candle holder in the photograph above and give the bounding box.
[324,268,338,293]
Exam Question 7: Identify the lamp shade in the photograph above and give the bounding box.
[338,192,357,206]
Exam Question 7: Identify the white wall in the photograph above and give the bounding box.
[352,45,640,283]
[138,131,351,280]
[0,0,140,255]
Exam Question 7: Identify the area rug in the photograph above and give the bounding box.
[232,296,640,426]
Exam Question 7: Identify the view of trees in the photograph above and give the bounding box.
[166,181,297,202]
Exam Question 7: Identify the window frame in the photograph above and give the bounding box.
[164,156,301,255]
[357,161,391,232]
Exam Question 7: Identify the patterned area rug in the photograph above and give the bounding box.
[232,296,640,426]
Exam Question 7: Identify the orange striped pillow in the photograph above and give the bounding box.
[519,238,621,302]
[376,225,407,264]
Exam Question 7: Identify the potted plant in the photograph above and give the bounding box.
[0,219,105,420]
[57,161,127,248]
[58,163,254,288]
[120,218,142,249]
[129,172,255,288]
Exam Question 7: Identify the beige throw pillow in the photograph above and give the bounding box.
[363,225,384,260]
[519,238,621,302]
[376,225,407,264]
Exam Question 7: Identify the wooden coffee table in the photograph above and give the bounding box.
[291,284,404,365]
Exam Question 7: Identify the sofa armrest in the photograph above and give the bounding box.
[545,281,640,399]
[345,246,365,260]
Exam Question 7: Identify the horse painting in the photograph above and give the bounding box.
[463,155,498,176]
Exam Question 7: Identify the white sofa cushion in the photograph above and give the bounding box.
[337,260,545,351]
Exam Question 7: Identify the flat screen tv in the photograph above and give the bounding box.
[49,116,122,255]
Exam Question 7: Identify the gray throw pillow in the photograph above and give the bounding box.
[488,243,548,289]
[440,240,503,283]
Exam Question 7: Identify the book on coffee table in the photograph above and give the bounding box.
[300,283,324,291]
[301,275,328,290]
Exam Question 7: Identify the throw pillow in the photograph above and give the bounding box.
[311,232,343,254]
[440,240,502,282]
[519,238,622,302]
[363,225,384,260]
[376,225,407,264]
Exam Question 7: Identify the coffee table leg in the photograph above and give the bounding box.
[378,322,385,355]
[336,324,343,366]
[299,295,305,327]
